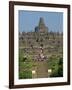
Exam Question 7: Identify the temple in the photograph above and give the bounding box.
[35,17,48,33]
[19,17,63,78]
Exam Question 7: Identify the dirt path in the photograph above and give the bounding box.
[32,61,48,78]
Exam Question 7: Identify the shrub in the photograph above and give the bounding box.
[19,70,32,79]
[47,56,63,77]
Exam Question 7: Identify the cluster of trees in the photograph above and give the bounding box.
[48,55,63,77]
[19,50,33,79]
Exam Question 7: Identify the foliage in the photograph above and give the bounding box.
[47,55,63,77]
[19,49,34,79]
[19,70,32,79]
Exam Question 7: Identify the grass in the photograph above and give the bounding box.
[19,49,63,79]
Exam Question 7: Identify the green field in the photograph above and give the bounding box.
[19,49,63,79]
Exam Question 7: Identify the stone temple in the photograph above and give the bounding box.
[19,17,63,78]
[35,17,48,33]
[19,17,63,60]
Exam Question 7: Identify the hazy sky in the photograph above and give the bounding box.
[19,10,63,32]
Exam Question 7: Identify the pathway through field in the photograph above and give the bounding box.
[32,61,48,78]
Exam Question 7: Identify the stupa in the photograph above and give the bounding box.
[35,17,48,33]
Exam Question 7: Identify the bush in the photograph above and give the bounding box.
[47,56,63,77]
[51,57,63,77]
[19,50,33,79]
[19,70,32,79]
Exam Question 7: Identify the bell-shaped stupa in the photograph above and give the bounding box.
[35,17,48,33]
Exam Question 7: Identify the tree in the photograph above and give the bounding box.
[50,57,63,77]
[22,57,27,62]
[57,58,63,77]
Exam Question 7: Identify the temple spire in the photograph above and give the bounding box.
[38,17,45,28]
[35,17,48,33]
